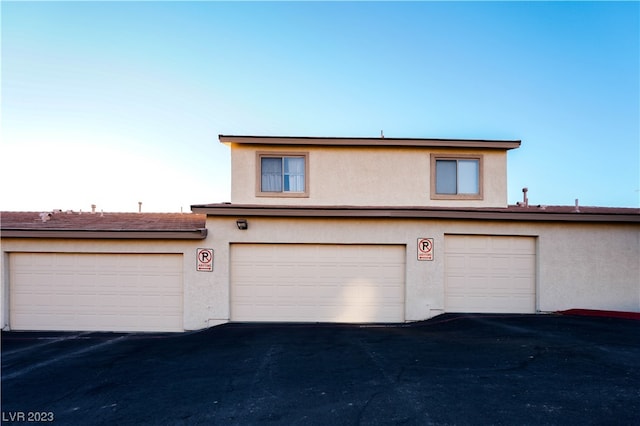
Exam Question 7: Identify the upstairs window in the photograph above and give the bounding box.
[258,153,308,197]
[431,155,483,199]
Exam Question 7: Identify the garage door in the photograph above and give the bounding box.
[231,244,405,323]
[445,235,536,313]
[10,253,183,332]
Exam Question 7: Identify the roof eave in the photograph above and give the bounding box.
[191,205,640,224]
[1,229,208,240]
[218,135,521,150]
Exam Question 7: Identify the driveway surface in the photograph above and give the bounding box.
[2,313,639,425]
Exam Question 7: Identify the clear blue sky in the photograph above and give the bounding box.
[2,1,639,212]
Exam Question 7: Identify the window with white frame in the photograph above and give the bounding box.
[431,155,483,199]
[258,153,308,196]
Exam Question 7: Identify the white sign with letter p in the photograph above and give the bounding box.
[417,238,434,261]
[196,248,214,271]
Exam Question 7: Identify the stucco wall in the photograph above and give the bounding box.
[230,144,509,208]
[203,216,640,322]
[535,223,640,312]
[2,219,637,331]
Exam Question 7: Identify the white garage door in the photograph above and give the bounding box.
[231,244,405,323]
[10,253,183,332]
[445,235,536,313]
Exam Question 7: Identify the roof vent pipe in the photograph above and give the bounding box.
[574,198,580,213]
[522,187,529,208]
[138,201,142,214]
[91,204,96,214]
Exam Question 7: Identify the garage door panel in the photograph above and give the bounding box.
[507,254,535,267]
[489,255,513,270]
[466,255,489,270]
[91,274,114,286]
[234,285,267,298]
[491,295,533,312]
[446,275,467,287]
[231,244,405,323]
[493,276,515,289]
[10,253,184,332]
[490,238,512,250]
[512,276,535,291]
[301,286,336,299]
[499,237,535,252]
[233,304,277,319]
[233,271,265,283]
[445,236,536,314]
[448,276,484,290]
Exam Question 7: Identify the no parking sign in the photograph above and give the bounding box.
[196,248,214,271]
[417,238,434,261]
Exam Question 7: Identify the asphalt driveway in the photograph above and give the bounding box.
[2,313,639,425]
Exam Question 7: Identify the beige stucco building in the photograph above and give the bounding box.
[1,135,639,332]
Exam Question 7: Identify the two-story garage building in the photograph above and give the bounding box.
[1,134,639,331]
[190,135,639,325]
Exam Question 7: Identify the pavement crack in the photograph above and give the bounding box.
[227,344,283,425]
[251,343,281,388]
[2,335,127,381]
[356,390,383,425]
[357,338,396,385]
[1,332,93,357]
[356,337,434,424]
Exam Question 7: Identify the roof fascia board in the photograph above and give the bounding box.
[191,205,639,224]
[1,229,208,240]
[219,135,521,150]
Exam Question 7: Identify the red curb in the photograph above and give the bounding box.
[558,309,640,321]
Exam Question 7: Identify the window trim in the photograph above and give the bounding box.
[256,151,310,198]
[430,154,483,200]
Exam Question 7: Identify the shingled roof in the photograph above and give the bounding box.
[1,211,208,239]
